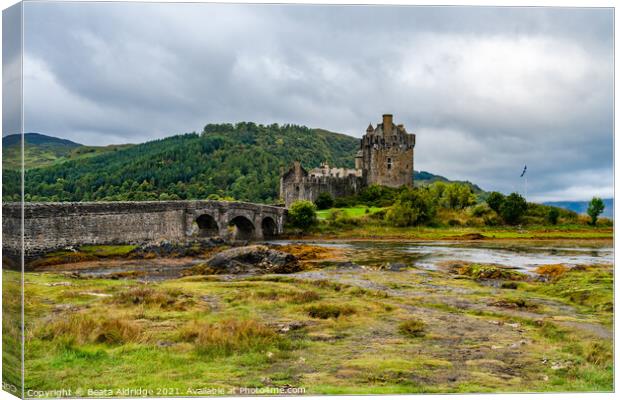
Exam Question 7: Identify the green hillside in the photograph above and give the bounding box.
[3,123,360,203]
[2,132,133,169]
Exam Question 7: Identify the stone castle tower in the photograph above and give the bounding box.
[358,114,416,187]
[280,114,415,207]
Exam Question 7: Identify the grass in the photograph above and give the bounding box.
[38,312,143,345]
[302,218,613,240]
[305,303,356,319]
[316,206,385,220]
[179,319,279,357]
[398,319,426,337]
[19,244,613,395]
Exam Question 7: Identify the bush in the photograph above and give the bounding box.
[587,197,605,225]
[547,208,560,225]
[471,203,491,217]
[314,192,334,210]
[486,191,505,213]
[288,200,318,231]
[398,319,426,337]
[385,188,436,227]
[358,184,402,207]
[499,192,527,225]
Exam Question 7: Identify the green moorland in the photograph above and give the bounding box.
[14,247,613,395]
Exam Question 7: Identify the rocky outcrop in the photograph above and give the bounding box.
[201,245,301,274]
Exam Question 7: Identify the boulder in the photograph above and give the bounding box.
[205,245,301,274]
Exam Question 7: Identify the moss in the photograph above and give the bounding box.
[455,263,527,281]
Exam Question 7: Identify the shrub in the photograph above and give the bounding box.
[471,203,491,217]
[486,191,505,213]
[398,319,426,337]
[587,197,605,225]
[288,200,318,231]
[499,192,527,225]
[547,208,560,225]
[314,192,334,210]
[305,303,356,319]
[385,188,435,227]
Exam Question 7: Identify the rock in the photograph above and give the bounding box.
[205,245,300,274]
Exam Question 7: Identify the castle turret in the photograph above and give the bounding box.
[361,114,415,188]
[382,114,393,137]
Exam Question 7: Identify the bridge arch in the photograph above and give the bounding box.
[228,215,255,240]
[261,216,277,239]
[195,214,219,237]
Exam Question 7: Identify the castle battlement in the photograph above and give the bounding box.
[280,114,415,207]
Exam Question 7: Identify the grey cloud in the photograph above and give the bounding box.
[15,2,613,201]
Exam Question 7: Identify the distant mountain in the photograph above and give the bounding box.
[3,132,82,148]
[544,199,614,218]
[2,132,133,169]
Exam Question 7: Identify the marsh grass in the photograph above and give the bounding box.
[111,286,194,310]
[305,303,356,319]
[398,319,426,337]
[40,313,143,345]
[179,319,279,357]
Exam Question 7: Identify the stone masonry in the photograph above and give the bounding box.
[2,200,286,255]
[280,114,416,206]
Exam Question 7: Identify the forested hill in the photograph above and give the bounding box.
[3,123,360,203]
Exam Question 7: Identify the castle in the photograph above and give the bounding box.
[280,114,416,207]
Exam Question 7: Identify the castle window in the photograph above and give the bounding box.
[387,158,392,170]
[295,186,300,192]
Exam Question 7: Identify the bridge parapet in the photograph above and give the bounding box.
[2,200,287,255]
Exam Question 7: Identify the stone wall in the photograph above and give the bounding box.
[2,201,286,255]
[280,174,364,207]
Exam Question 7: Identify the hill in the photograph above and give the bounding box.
[2,132,133,169]
[414,170,487,197]
[544,199,613,218]
[3,123,360,203]
[3,124,494,204]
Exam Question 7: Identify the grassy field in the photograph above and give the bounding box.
[17,248,613,396]
[304,223,613,241]
[316,207,385,220]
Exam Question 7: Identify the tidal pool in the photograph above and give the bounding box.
[269,240,614,272]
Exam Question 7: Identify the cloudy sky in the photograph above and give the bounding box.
[7,2,615,201]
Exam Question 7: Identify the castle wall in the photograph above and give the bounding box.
[280,175,364,207]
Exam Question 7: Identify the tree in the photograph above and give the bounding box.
[587,197,605,226]
[314,192,334,210]
[288,200,318,231]
[385,188,436,227]
[486,191,505,214]
[547,208,560,225]
[499,193,527,225]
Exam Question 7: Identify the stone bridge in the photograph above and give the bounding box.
[2,200,287,255]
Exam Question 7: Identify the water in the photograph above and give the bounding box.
[53,240,613,281]
[269,240,614,273]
